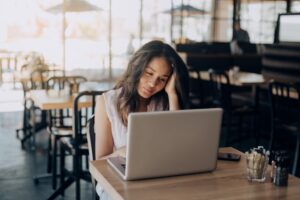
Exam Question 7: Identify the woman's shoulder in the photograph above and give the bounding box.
[102,87,122,105]
[104,87,122,98]
[102,88,122,121]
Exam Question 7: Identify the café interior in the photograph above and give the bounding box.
[1,0,300,199]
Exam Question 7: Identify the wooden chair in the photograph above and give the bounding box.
[46,75,87,92]
[15,97,36,149]
[208,68,257,146]
[48,76,87,188]
[268,80,300,176]
[16,66,64,145]
[30,68,64,90]
[188,67,209,108]
[86,115,99,200]
[47,90,104,200]
[33,75,87,189]
[16,67,48,149]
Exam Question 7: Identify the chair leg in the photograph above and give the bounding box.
[76,177,80,200]
[16,128,21,139]
[52,134,57,190]
[31,126,36,150]
[74,152,81,200]
[254,112,260,146]
[293,133,300,175]
[237,115,243,145]
[48,177,74,200]
[32,131,52,185]
[269,128,275,155]
[225,113,231,146]
[92,179,99,200]
[60,144,65,196]
[20,129,33,150]
[86,155,89,170]
[47,134,52,173]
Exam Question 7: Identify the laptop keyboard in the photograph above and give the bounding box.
[119,156,126,169]
[108,156,126,175]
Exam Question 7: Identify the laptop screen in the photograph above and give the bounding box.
[108,108,223,181]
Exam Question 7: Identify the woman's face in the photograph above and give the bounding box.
[137,56,172,99]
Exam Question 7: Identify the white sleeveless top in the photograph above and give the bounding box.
[97,88,165,198]
[103,87,164,149]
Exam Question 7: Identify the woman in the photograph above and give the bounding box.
[94,40,189,197]
[95,40,189,158]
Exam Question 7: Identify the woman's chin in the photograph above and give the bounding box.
[138,91,151,99]
[141,94,151,99]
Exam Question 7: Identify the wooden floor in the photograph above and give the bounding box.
[0,84,93,200]
[0,111,93,200]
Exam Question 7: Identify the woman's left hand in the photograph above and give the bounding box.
[165,72,176,96]
[165,72,179,110]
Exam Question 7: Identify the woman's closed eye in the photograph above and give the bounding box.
[159,78,167,83]
[144,70,168,84]
[145,71,153,76]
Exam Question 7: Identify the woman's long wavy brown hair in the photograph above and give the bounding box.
[115,40,189,126]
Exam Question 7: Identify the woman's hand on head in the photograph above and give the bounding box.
[165,72,180,110]
[164,71,176,96]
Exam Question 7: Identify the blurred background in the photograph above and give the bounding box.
[1,0,299,84]
[1,1,300,199]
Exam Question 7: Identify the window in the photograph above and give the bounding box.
[240,0,286,43]
[213,0,233,41]
[291,0,300,11]
[170,0,213,42]
[1,0,296,83]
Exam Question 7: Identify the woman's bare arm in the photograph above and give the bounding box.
[165,72,179,110]
[95,95,114,160]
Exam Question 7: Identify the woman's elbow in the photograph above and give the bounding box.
[96,148,113,160]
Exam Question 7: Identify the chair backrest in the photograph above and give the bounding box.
[268,80,300,125]
[87,115,96,162]
[46,75,87,91]
[30,69,48,90]
[86,115,99,200]
[73,90,105,147]
[23,97,36,129]
[189,68,204,108]
[208,69,232,109]
[46,76,70,91]
[66,76,88,93]
[46,76,88,129]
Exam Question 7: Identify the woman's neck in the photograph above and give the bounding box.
[139,96,150,112]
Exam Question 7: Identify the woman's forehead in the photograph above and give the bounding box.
[146,57,172,74]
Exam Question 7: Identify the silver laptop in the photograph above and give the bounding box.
[107,108,223,181]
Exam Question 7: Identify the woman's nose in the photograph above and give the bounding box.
[148,77,158,87]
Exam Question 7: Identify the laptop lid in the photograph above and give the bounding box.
[108,108,223,181]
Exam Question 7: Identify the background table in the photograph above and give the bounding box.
[190,70,266,86]
[30,89,92,110]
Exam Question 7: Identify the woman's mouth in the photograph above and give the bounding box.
[143,87,153,96]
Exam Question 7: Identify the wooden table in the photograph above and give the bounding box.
[30,89,92,110]
[90,147,300,200]
[189,70,266,86]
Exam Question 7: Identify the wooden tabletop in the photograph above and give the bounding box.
[90,147,300,200]
[30,89,92,110]
[189,70,266,86]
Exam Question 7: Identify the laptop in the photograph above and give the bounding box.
[107,108,223,181]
